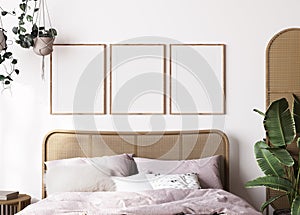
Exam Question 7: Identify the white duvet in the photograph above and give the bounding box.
[18,189,261,215]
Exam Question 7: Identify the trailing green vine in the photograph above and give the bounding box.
[0,7,19,88]
[0,50,19,87]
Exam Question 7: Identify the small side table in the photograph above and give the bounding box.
[0,194,31,215]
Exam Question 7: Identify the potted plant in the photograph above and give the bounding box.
[12,0,57,79]
[0,7,19,89]
[245,95,300,215]
[12,0,57,54]
[32,27,56,56]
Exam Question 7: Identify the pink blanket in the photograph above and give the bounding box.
[18,189,261,215]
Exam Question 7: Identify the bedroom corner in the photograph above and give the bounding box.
[0,0,299,214]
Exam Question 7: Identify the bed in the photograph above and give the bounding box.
[18,129,261,215]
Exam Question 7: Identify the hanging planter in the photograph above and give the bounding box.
[13,0,57,79]
[32,0,56,57]
[13,0,58,49]
[33,36,54,56]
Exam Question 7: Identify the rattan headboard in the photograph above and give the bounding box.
[42,129,229,198]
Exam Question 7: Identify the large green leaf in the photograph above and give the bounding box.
[293,94,300,135]
[268,148,294,167]
[245,176,294,193]
[264,98,295,147]
[260,193,287,212]
[291,195,300,215]
[254,141,285,177]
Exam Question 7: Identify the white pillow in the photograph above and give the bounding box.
[146,173,201,190]
[45,164,115,195]
[45,154,138,177]
[45,157,86,169]
[111,173,153,192]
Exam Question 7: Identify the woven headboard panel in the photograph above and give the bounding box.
[42,129,229,198]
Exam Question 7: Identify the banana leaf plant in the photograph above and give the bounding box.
[245,95,300,214]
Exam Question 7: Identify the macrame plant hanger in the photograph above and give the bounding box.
[34,0,55,80]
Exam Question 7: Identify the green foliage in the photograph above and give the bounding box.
[260,194,288,212]
[246,96,300,214]
[0,8,20,88]
[264,98,295,147]
[13,0,57,49]
[292,196,300,215]
[254,141,285,177]
[268,148,294,167]
[245,176,294,193]
[293,95,300,135]
[0,46,19,87]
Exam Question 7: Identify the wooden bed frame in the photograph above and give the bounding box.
[42,129,229,198]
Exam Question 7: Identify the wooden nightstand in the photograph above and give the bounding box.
[0,194,31,214]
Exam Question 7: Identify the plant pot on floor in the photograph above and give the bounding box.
[33,37,55,56]
[0,30,7,51]
[273,209,291,215]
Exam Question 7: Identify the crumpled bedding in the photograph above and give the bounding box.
[17,188,261,215]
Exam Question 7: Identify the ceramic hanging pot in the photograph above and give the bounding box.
[33,37,55,56]
[0,30,7,51]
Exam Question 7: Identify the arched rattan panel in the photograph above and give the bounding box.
[266,28,300,211]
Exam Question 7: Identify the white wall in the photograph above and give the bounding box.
[1,0,299,210]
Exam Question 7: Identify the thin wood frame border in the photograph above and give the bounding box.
[169,44,226,115]
[110,44,167,115]
[50,44,107,115]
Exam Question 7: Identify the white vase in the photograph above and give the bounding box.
[0,30,7,51]
[33,37,55,56]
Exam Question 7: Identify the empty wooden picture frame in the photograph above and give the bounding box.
[170,44,225,115]
[51,44,106,115]
[110,44,166,114]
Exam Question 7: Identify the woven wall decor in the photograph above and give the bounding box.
[266,28,300,211]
